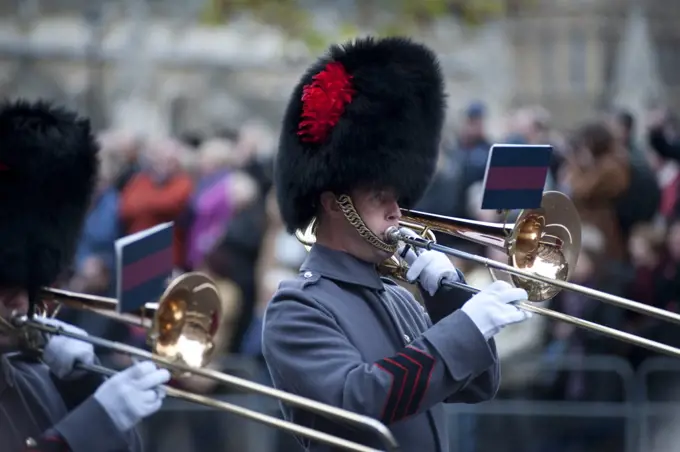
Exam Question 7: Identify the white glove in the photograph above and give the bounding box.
[461,280,532,340]
[405,249,461,296]
[41,318,95,380]
[94,361,171,432]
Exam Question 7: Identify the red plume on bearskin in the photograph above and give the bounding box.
[298,62,356,144]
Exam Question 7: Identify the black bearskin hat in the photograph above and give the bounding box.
[0,100,99,311]
[275,36,446,233]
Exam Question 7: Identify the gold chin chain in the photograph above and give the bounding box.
[336,194,398,254]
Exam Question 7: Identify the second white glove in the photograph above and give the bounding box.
[94,361,171,432]
[41,318,95,380]
[461,280,532,340]
[405,250,461,296]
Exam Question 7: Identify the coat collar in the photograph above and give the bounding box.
[301,244,384,291]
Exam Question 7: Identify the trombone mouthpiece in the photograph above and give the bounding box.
[384,226,402,244]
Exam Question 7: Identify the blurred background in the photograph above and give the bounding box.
[6,0,680,450]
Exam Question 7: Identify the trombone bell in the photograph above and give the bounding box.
[150,273,222,370]
[496,191,581,301]
[41,272,222,374]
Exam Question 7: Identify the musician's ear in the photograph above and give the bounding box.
[319,191,342,216]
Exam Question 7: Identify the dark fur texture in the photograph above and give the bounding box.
[0,100,99,299]
[275,37,446,233]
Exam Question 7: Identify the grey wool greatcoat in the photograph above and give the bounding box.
[0,352,142,451]
[262,244,500,452]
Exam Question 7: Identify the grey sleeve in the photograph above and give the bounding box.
[418,274,501,404]
[262,287,497,425]
[49,397,142,452]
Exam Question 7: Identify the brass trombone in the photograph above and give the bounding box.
[9,272,400,452]
[296,191,680,359]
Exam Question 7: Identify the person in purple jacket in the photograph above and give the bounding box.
[263,37,533,451]
[0,100,169,451]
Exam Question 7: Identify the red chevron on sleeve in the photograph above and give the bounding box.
[375,345,435,423]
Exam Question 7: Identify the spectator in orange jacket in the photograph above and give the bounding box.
[120,137,194,268]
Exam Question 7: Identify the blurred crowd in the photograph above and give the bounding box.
[431,102,680,381]
[418,102,680,452]
[51,100,680,451]
[57,120,292,366]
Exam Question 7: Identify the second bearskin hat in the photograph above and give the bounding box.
[275,36,446,233]
[0,100,99,312]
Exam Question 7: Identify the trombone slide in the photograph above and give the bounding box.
[16,316,400,452]
[392,230,680,359]
[77,362,384,452]
[442,279,680,359]
[392,230,680,324]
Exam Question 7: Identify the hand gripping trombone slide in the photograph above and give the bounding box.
[383,221,680,359]
[14,316,399,452]
[9,272,400,452]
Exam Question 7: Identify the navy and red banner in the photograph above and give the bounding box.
[115,222,174,313]
[480,144,553,211]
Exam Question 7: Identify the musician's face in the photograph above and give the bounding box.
[0,288,28,347]
[351,187,401,233]
[349,187,401,262]
[319,187,401,264]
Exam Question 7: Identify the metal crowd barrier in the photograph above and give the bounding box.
[447,354,637,452]
[635,357,680,452]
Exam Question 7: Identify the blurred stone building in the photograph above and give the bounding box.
[0,0,675,136]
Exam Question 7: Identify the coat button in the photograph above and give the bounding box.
[403,334,411,343]
[303,271,313,278]
[25,438,37,447]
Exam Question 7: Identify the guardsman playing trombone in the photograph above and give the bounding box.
[262,37,533,451]
[0,99,169,451]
